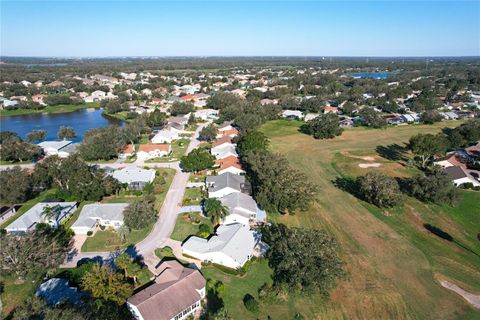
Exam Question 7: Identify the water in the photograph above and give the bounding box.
[350,73,397,79]
[0,108,122,142]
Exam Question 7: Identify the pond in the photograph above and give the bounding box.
[0,108,122,142]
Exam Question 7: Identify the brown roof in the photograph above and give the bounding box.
[212,136,233,148]
[128,261,205,320]
[138,144,170,153]
[218,128,239,137]
[121,144,134,154]
[215,155,243,171]
[444,166,467,180]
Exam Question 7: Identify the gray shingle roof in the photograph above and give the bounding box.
[206,173,245,193]
[444,166,467,180]
[71,203,128,229]
[219,192,258,219]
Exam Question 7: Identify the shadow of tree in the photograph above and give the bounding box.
[332,177,361,200]
[376,143,408,162]
[424,223,480,258]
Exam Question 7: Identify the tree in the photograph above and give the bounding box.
[243,151,317,213]
[180,148,215,172]
[300,113,343,139]
[146,109,167,128]
[41,204,63,224]
[115,253,142,284]
[80,264,133,305]
[359,107,386,128]
[170,101,194,116]
[78,126,124,161]
[0,166,32,204]
[237,131,269,155]
[26,129,46,142]
[187,113,196,126]
[199,124,217,142]
[203,198,229,224]
[0,139,42,162]
[420,110,443,124]
[0,226,73,279]
[57,126,77,140]
[124,199,156,229]
[356,172,402,208]
[0,131,21,143]
[407,169,460,205]
[207,92,241,110]
[262,224,345,295]
[243,294,259,313]
[409,133,448,168]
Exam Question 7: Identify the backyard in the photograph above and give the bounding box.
[170,212,213,242]
[254,119,480,319]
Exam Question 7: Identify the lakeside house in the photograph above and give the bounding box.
[182,223,257,269]
[127,260,206,320]
[5,202,77,234]
[71,203,129,234]
[37,140,79,158]
[112,166,156,190]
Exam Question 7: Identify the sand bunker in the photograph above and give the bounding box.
[358,163,381,168]
[440,280,480,309]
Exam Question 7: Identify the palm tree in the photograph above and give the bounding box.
[203,198,229,225]
[117,225,130,243]
[41,205,62,224]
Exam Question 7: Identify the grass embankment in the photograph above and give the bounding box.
[81,168,176,252]
[242,119,480,319]
[0,102,100,117]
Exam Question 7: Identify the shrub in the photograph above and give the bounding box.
[198,224,211,234]
[243,294,259,313]
[99,225,106,230]
[87,231,93,236]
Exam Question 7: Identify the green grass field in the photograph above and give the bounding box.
[242,119,480,319]
[170,212,212,242]
[0,102,100,117]
[81,225,153,252]
[182,187,204,206]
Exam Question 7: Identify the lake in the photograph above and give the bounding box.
[0,108,122,142]
[350,73,397,79]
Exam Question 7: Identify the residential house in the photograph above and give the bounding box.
[32,94,46,105]
[119,144,135,159]
[112,166,156,190]
[215,156,245,175]
[206,172,247,198]
[324,106,338,114]
[182,223,257,269]
[443,166,479,187]
[137,144,171,160]
[260,98,278,106]
[37,140,78,158]
[216,123,239,138]
[193,109,218,121]
[304,113,319,122]
[127,260,206,320]
[339,117,355,128]
[5,202,77,234]
[282,110,303,120]
[219,192,265,226]
[71,203,129,234]
[211,144,238,160]
[151,128,180,144]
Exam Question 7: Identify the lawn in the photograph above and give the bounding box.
[182,187,204,206]
[170,212,212,242]
[256,119,480,319]
[189,172,206,183]
[0,102,100,117]
[0,272,43,317]
[81,225,153,252]
[146,139,190,163]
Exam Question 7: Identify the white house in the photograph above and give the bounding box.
[37,140,78,158]
[182,223,256,269]
[5,202,77,234]
[194,109,218,121]
[112,166,156,190]
[136,144,171,160]
[442,166,480,187]
[206,173,246,198]
[211,144,238,160]
[219,192,263,226]
[282,110,303,119]
[127,260,206,320]
[151,128,180,144]
[71,203,128,235]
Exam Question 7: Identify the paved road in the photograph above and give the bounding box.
[60,122,209,270]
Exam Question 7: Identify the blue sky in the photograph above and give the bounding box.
[1,1,479,57]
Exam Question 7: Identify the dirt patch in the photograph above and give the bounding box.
[342,151,377,161]
[440,280,480,309]
[359,163,382,168]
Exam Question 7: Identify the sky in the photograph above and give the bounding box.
[1,1,479,57]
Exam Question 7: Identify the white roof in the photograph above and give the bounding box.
[72,203,128,229]
[212,144,238,158]
[6,202,77,232]
[282,110,303,118]
[38,140,72,151]
[112,166,156,184]
[219,192,258,218]
[182,223,256,265]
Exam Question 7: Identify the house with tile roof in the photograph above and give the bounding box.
[137,144,171,160]
[214,155,245,175]
[127,260,206,320]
